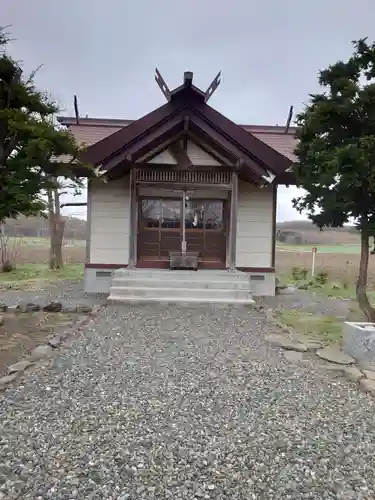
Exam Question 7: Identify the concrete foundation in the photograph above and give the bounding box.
[84,266,276,297]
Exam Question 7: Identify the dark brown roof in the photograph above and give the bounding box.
[58,116,297,161]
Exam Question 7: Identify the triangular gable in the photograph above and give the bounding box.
[186,141,221,167]
[148,149,177,165]
[93,108,269,183]
[145,139,222,167]
[80,80,293,184]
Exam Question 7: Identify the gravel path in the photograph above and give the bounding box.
[1,303,375,499]
[0,279,106,308]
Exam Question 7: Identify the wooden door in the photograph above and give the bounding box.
[137,197,226,268]
[184,199,226,266]
[137,198,180,264]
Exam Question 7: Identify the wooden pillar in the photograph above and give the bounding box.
[271,183,277,269]
[128,167,138,269]
[228,170,238,270]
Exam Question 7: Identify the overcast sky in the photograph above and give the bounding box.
[3,0,375,221]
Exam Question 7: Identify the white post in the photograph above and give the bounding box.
[181,190,186,255]
[311,247,317,276]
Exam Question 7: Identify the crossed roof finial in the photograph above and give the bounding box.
[155,69,221,103]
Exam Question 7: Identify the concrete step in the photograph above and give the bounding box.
[109,286,252,301]
[113,269,248,280]
[108,296,254,305]
[111,277,250,290]
[108,269,254,305]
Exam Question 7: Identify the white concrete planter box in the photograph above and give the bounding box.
[343,321,375,369]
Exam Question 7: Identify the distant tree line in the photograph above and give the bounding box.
[276,230,304,244]
[2,216,87,240]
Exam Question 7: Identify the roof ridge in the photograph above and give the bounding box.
[57,116,297,133]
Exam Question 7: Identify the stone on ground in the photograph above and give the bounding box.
[0,373,17,390]
[16,302,41,313]
[29,344,53,361]
[359,378,375,396]
[8,359,33,374]
[363,369,375,381]
[0,314,3,326]
[316,345,355,365]
[75,304,92,314]
[48,334,62,348]
[43,301,63,312]
[281,286,298,294]
[342,366,364,382]
[265,333,308,352]
[304,342,323,351]
[284,350,304,362]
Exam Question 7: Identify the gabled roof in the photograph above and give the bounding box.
[58,117,297,161]
[58,72,297,184]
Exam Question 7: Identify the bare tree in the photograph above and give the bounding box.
[0,223,21,272]
[47,176,84,269]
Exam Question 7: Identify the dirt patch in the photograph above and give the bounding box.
[0,311,76,376]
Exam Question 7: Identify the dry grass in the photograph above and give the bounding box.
[13,238,85,265]
[277,227,361,245]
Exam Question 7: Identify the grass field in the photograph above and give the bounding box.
[0,263,84,290]
[1,236,85,266]
[275,310,343,344]
[276,247,373,285]
[276,241,375,299]
[0,237,85,288]
[277,243,361,254]
[4,236,85,248]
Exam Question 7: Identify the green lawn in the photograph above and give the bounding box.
[6,236,85,248]
[275,310,343,344]
[277,244,360,254]
[0,264,84,290]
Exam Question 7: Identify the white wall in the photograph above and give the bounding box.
[186,141,221,166]
[88,178,274,268]
[147,140,221,166]
[236,181,274,268]
[148,150,176,164]
[88,176,130,264]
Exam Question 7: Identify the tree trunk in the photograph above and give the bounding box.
[356,229,375,321]
[53,188,64,268]
[0,220,5,270]
[55,219,65,268]
[48,189,57,269]
[48,181,65,269]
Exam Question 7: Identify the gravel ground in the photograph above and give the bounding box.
[0,279,106,308]
[258,290,354,320]
[1,303,375,499]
